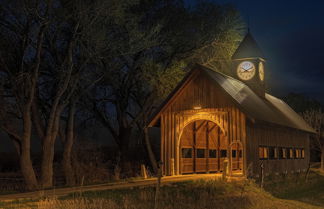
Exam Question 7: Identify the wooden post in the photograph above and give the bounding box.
[305,162,311,183]
[206,122,209,173]
[260,161,264,189]
[193,121,196,173]
[247,162,253,178]
[223,158,228,181]
[141,164,148,179]
[154,161,163,209]
[144,127,158,174]
[170,158,175,176]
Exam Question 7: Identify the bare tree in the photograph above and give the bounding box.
[0,0,103,189]
[0,0,54,190]
[302,109,324,172]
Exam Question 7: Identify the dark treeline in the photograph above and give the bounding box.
[0,0,245,190]
[283,93,324,170]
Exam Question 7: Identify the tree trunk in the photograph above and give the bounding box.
[40,138,55,188]
[20,147,39,191]
[18,17,47,192]
[119,127,132,158]
[62,102,76,186]
[118,126,132,176]
[321,146,324,172]
[21,112,39,191]
[40,106,65,188]
[144,127,158,174]
[39,24,77,188]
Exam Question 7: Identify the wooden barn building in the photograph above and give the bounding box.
[148,33,316,177]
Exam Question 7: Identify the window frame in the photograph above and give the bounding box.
[208,149,217,158]
[220,149,227,158]
[181,148,193,159]
[295,148,301,159]
[196,148,206,158]
[269,146,278,160]
[259,146,269,160]
[288,147,294,159]
[232,149,237,158]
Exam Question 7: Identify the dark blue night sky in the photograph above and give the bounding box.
[189,0,324,102]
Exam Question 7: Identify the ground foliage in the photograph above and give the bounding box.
[1,171,324,209]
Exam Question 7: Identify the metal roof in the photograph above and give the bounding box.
[202,66,315,133]
[149,64,316,134]
[232,32,265,60]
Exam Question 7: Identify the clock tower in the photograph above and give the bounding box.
[232,32,266,97]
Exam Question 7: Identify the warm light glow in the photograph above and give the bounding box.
[237,61,256,80]
[193,106,202,110]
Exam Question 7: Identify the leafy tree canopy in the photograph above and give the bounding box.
[282,93,323,113]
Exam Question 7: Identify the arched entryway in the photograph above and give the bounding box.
[230,142,243,174]
[180,120,228,174]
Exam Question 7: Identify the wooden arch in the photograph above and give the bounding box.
[229,141,244,175]
[173,108,229,175]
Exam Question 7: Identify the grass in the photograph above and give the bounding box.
[263,170,324,207]
[1,171,324,209]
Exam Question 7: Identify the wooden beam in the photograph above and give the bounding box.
[206,121,209,172]
[193,121,196,173]
[194,121,207,132]
[207,124,217,133]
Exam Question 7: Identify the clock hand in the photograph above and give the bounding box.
[246,66,253,71]
[241,67,249,71]
[242,68,251,72]
[241,66,252,71]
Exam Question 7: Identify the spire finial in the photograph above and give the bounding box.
[247,15,250,33]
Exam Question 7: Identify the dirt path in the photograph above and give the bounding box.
[0,174,241,201]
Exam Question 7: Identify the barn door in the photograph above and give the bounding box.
[180,122,194,173]
[180,120,223,174]
[207,121,218,172]
[231,142,243,171]
[195,121,207,172]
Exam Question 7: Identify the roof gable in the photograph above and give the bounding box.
[148,66,201,126]
[148,64,315,134]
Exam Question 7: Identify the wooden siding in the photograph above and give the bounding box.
[154,68,310,177]
[246,121,310,176]
[160,73,247,176]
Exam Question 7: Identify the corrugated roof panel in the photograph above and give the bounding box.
[148,64,316,134]
[202,67,316,134]
[265,94,315,133]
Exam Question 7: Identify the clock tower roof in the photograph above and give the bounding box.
[232,32,265,60]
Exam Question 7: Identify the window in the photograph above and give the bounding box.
[288,148,294,159]
[239,150,243,158]
[279,147,287,159]
[269,147,278,159]
[209,149,217,158]
[259,146,268,160]
[301,149,305,159]
[196,149,205,158]
[274,147,278,159]
[283,148,287,159]
[232,150,237,158]
[295,149,301,159]
[182,148,192,158]
[220,150,227,158]
[296,148,305,159]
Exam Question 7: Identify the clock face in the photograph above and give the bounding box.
[259,62,264,81]
[237,61,256,80]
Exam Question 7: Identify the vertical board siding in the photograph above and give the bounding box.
[161,115,165,175]
[246,122,309,176]
[160,73,246,175]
